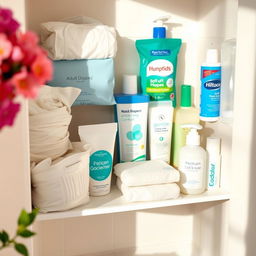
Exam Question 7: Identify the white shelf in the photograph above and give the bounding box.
[36,186,230,221]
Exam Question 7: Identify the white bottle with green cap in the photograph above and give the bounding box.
[179,124,206,195]
[171,85,199,168]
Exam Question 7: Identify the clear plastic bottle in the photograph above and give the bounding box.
[220,38,236,124]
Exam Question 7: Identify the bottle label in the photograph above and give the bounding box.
[90,150,112,181]
[180,160,204,189]
[145,59,175,101]
[200,66,221,118]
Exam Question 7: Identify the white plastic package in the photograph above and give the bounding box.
[31,143,91,213]
[40,16,117,60]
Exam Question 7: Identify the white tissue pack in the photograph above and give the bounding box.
[31,143,90,213]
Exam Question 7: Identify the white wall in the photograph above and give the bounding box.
[228,0,256,255]
[0,1,32,255]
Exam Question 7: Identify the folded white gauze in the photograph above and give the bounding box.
[40,16,117,60]
[114,160,180,187]
[116,178,180,202]
[29,86,81,163]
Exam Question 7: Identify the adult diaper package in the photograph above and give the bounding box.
[47,58,116,105]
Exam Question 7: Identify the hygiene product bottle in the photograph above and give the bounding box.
[179,124,207,195]
[200,49,221,122]
[135,16,182,105]
[221,39,236,124]
[115,75,149,162]
[206,137,221,190]
[136,17,181,163]
[148,100,173,163]
[171,85,199,168]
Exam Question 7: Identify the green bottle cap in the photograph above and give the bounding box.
[181,85,192,107]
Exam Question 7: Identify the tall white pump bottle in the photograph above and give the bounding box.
[179,124,207,195]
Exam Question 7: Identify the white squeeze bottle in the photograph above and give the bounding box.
[179,124,207,195]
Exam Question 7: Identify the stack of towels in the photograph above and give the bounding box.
[114,160,180,202]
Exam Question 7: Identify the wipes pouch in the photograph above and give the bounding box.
[136,38,182,106]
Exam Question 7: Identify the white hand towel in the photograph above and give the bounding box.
[114,160,180,187]
[40,16,117,60]
[116,178,180,202]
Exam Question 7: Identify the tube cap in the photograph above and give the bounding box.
[206,49,218,64]
[206,137,221,154]
[153,27,166,38]
[181,85,192,107]
[123,75,138,94]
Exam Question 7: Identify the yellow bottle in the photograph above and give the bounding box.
[171,85,199,168]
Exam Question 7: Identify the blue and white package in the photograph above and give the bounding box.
[47,58,116,106]
[200,49,221,122]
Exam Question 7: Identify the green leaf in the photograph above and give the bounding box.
[15,243,28,256]
[18,210,30,227]
[0,230,9,244]
[18,229,36,238]
[28,208,38,225]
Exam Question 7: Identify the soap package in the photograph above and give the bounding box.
[31,143,91,213]
[47,58,116,106]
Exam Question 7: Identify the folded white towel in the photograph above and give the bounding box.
[116,178,180,202]
[40,16,117,60]
[114,160,180,187]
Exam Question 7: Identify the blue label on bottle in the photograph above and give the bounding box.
[150,50,171,56]
[89,150,112,181]
[200,66,221,118]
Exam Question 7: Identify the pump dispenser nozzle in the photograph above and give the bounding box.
[181,124,202,146]
[153,15,171,38]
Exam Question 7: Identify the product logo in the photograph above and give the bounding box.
[90,150,112,181]
[150,50,171,56]
[208,163,215,186]
[147,60,173,77]
[66,76,92,81]
[126,124,143,141]
[204,80,221,90]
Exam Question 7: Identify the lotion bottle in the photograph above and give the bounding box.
[179,124,207,195]
[171,85,199,168]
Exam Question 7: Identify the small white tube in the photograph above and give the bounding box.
[206,137,221,190]
[78,123,117,196]
[148,101,174,164]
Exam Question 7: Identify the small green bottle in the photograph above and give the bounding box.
[171,85,199,168]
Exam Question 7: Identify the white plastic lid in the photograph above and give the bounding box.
[206,137,221,154]
[181,124,202,146]
[123,75,137,94]
[206,49,219,64]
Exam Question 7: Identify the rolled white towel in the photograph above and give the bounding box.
[114,160,180,187]
[116,178,180,202]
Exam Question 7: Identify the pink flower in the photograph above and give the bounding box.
[0,8,20,35]
[0,33,12,63]
[11,70,40,98]
[31,54,53,84]
[0,81,15,101]
[11,45,23,62]
[16,31,40,65]
[0,99,20,129]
